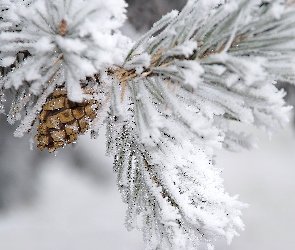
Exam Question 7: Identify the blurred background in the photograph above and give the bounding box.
[0,1,295,250]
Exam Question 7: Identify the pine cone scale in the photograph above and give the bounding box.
[35,88,98,152]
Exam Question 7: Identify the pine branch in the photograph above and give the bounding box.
[1,0,295,249]
[0,0,129,137]
[106,107,246,249]
[105,0,294,249]
[115,0,294,147]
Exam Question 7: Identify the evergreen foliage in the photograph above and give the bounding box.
[1,0,295,249]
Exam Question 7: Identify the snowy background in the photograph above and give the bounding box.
[1,1,295,250]
[0,118,294,250]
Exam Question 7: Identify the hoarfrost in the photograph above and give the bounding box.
[1,0,295,250]
[0,0,128,102]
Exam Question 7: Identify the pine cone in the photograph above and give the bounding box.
[34,88,98,152]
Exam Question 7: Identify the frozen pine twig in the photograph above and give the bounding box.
[1,0,295,249]
[0,0,129,119]
[107,0,295,248]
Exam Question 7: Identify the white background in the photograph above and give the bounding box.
[0,119,294,250]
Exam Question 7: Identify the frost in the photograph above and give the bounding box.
[0,56,15,67]
[163,40,198,58]
[107,108,247,248]
[0,0,128,102]
[108,1,295,249]
[269,2,285,19]
[209,65,227,76]
[175,60,204,88]
[124,53,151,74]
[0,0,128,134]
[55,36,88,54]
[2,0,295,249]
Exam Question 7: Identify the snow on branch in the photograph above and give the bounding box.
[1,0,295,249]
[0,0,130,131]
[106,108,247,249]
[119,0,294,150]
[106,0,295,249]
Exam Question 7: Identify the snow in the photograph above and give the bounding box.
[270,2,285,19]
[1,0,129,102]
[0,56,15,67]
[163,40,197,58]
[1,1,295,249]
[124,53,151,74]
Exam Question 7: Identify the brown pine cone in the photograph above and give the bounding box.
[34,88,98,152]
